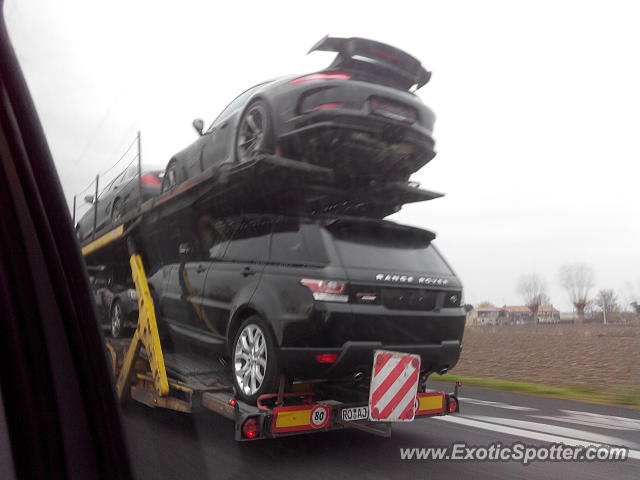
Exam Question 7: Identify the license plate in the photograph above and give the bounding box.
[370,97,417,123]
[341,406,369,422]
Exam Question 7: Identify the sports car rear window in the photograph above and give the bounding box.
[327,221,452,274]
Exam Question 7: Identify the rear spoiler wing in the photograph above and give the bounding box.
[309,36,431,90]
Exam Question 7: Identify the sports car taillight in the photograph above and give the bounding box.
[289,72,351,84]
[300,279,349,303]
[310,103,342,111]
[140,173,161,186]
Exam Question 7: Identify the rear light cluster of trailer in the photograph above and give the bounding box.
[242,417,260,439]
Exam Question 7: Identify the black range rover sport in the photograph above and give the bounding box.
[147,214,465,404]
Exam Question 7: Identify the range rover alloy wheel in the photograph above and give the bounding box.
[231,315,279,404]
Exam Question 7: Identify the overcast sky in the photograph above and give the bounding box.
[5,0,640,310]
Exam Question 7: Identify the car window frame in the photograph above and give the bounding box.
[198,219,233,261]
[205,82,270,133]
[269,219,329,267]
[96,170,124,200]
[222,218,273,264]
[124,165,137,180]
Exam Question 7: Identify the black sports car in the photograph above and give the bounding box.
[76,164,164,241]
[161,36,436,192]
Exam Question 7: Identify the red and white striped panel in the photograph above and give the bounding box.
[368,350,421,422]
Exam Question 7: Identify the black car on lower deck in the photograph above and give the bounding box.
[147,214,465,404]
[88,266,139,338]
[161,36,436,193]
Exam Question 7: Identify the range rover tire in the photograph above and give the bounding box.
[231,315,279,404]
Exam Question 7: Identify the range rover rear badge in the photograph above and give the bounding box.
[375,273,449,286]
[356,292,377,302]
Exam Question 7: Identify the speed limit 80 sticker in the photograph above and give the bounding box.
[310,404,331,429]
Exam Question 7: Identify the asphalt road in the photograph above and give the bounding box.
[122,381,640,480]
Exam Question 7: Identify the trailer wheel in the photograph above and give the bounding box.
[110,300,124,338]
[232,316,279,404]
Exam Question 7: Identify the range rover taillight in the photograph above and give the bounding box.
[300,279,348,303]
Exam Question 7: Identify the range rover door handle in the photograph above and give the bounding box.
[241,266,256,277]
[196,264,206,274]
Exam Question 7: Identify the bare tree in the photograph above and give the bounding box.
[596,289,619,324]
[516,273,547,324]
[477,301,496,308]
[626,280,640,315]
[559,263,594,323]
[539,292,551,306]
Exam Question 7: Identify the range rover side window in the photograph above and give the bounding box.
[223,220,272,263]
[197,216,231,260]
[270,222,328,265]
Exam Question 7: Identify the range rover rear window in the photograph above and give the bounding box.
[327,221,452,274]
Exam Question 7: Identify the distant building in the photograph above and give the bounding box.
[502,305,560,324]
[475,305,560,325]
[502,306,531,324]
[466,308,478,326]
[537,305,561,323]
[476,307,502,325]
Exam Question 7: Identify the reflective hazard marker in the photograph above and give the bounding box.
[368,350,421,422]
[271,404,332,434]
[415,392,445,416]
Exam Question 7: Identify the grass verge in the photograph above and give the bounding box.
[430,374,640,408]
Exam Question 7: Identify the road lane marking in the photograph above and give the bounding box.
[553,410,640,431]
[465,415,636,448]
[532,415,640,431]
[433,416,640,460]
[459,397,537,411]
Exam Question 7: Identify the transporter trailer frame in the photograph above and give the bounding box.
[82,155,461,441]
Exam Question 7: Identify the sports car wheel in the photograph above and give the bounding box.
[236,100,274,163]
